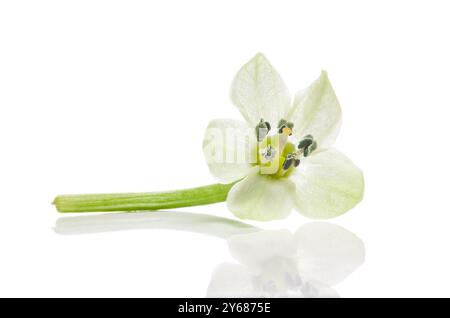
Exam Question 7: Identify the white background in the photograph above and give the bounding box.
[1,0,450,297]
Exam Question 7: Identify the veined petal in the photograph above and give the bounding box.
[288,71,342,149]
[203,119,258,183]
[290,149,364,219]
[230,53,291,127]
[294,222,365,286]
[227,172,296,221]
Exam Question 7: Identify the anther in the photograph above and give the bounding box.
[255,119,271,142]
[283,153,297,170]
[298,135,317,157]
[277,119,294,136]
[303,140,317,157]
[303,146,310,157]
[278,119,288,128]
[283,157,293,170]
[297,135,314,150]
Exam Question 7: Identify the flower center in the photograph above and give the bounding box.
[255,118,317,177]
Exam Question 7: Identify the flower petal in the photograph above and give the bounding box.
[203,119,258,183]
[206,262,339,298]
[206,263,257,298]
[294,222,365,286]
[230,53,291,127]
[227,230,296,271]
[288,71,342,149]
[227,172,296,221]
[290,149,364,219]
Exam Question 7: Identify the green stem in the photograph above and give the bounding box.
[53,183,235,213]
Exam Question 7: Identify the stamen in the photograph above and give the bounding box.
[278,119,288,128]
[298,135,317,157]
[303,146,310,157]
[282,153,297,170]
[281,126,293,136]
[255,118,271,142]
[254,120,317,175]
[277,119,294,136]
[298,136,313,150]
[283,156,294,170]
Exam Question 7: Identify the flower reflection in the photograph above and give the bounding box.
[55,212,364,298]
[55,211,259,238]
[207,223,364,298]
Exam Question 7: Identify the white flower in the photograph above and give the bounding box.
[203,53,364,221]
[207,222,365,298]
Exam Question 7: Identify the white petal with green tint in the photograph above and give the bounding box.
[203,118,257,183]
[207,263,257,298]
[207,261,339,298]
[290,149,364,219]
[227,230,296,271]
[294,222,365,286]
[227,172,296,221]
[230,53,291,127]
[288,71,342,149]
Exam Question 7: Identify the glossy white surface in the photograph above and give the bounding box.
[1,0,450,297]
